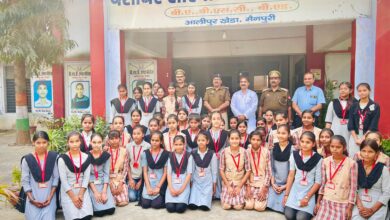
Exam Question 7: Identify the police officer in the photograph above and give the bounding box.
[258,70,292,124]
[203,73,231,129]
[174,68,188,98]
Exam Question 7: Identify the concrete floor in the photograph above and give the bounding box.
[0,131,285,220]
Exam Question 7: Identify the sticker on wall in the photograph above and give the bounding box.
[126,59,157,98]
[65,62,92,116]
[31,67,54,115]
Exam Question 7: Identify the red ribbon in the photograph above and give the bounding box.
[68,152,82,184]
[35,151,48,183]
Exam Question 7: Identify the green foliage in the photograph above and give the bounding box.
[11,166,21,187]
[319,78,336,128]
[47,116,109,153]
[382,139,390,157]
[0,0,76,73]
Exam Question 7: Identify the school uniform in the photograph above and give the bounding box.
[267,142,294,213]
[163,131,186,152]
[80,131,93,153]
[182,129,202,152]
[21,151,59,220]
[347,99,380,157]
[165,152,193,213]
[352,161,390,220]
[220,147,251,207]
[58,152,93,220]
[267,129,293,149]
[285,151,322,218]
[245,145,272,211]
[88,152,115,216]
[110,97,137,126]
[108,147,129,206]
[126,140,151,202]
[291,126,321,149]
[138,96,161,127]
[125,125,148,137]
[205,129,229,199]
[240,133,250,149]
[181,95,203,115]
[189,149,218,209]
[325,98,357,144]
[141,149,170,209]
[104,132,131,149]
[316,156,357,220]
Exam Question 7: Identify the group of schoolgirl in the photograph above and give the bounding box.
[21,82,389,220]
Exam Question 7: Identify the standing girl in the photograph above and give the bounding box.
[220,129,251,210]
[352,140,390,220]
[138,82,161,127]
[132,87,142,102]
[141,131,170,209]
[177,108,189,131]
[267,125,294,213]
[107,130,129,207]
[189,132,218,211]
[318,128,334,158]
[156,87,166,114]
[127,126,151,202]
[152,82,162,98]
[163,114,186,152]
[165,136,193,213]
[348,83,380,159]
[283,131,322,220]
[264,110,275,142]
[182,113,201,152]
[125,109,148,136]
[244,130,272,212]
[229,117,239,130]
[107,116,131,149]
[88,133,115,217]
[237,120,249,149]
[144,118,161,144]
[80,114,95,153]
[110,84,137,126]
[325,82,356,143]
[58,131,93,220]
[201,114,211,131]
[206,111,229,199]
[291,110,321,149]
[163,83,180,122]
[315,135,357,220]
[181,82,203,115]
[21,131,59,220]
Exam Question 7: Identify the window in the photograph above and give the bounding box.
[4,66,32,113]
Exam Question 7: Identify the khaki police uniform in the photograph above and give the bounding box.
[175,83,188,98]
[259,87,290,114]
[204,86,231,128]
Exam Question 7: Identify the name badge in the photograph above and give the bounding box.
[300,180,308,186]
[73,183,81,188]
[359,124,364,130]
[109,173,117,178]
[133,162,139,169]
[94,180,102,185]
[253,176,261,181]
[326,182,335,190]
[149,173,157,179]
[198,170,205,177]
[173,178,182,184]
[361,194,372,202]
[340,119,347,125]
[38,182,48,188]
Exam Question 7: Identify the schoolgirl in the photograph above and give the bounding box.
[138,82,161,127]
[177,108,189,131]
[182,113,202,152]
[80,114,95,153]
[201,114,211,131]
[110,84,137,126]
[144,118,161,144]
[317,128,334,158]
[181,82,203,115]
[229,116,239,130]
[125,109,148,136]
[267,111,289,148]
[105,116,131,149]
[163,82,180,122]
[163,114,186,152]
[353,131,390,167]
[237,120,249,149]
[291,110,321,149]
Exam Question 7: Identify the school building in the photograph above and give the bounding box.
[0,0,389,135]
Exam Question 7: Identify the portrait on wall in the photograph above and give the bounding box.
[70,81,90,109]
[33,80,53,108]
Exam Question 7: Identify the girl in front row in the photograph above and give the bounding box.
[220,129,251,210]
[283,131,322,220]
[352,140,390,220]
[88,133,115,217]
[267,125,294,213]
[189,131,218,211]
[107,130,129,207]
[244,130,271,212]
[58,131,93,220]
[165,135,193,213]
[21,131,59,220]
[315,135,357,220]
[141,131,170,209]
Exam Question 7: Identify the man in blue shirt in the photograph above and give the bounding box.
[292,72,325,127]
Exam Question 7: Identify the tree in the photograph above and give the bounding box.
[0,0,76,144]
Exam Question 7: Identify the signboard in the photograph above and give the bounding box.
[126,59,157,98]
[107,0,371,30]
[65,62,92,116]
[31,67,54,115]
